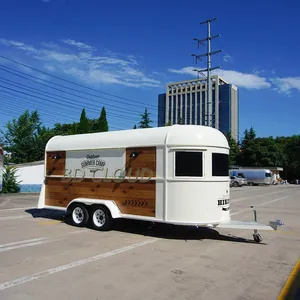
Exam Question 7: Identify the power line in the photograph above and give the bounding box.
[0,56,158,109]
[0,93,133,129]
[0,104,73,128]
[0,94,133,128]
[0,78,140,123]
[0,93,138,130]
[0,104,123,131]
[0,67,153,116]
[0,108,53,128]
[0,85,141,126]
[0,95,93,125]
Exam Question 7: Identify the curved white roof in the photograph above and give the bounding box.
[46,125,229,151]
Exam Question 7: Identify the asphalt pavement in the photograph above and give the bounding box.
[0,185,299,300]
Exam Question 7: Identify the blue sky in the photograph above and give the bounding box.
[0,0,299,141]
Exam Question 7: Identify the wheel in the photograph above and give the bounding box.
[91,205,113,231]
[253,233,262,243]
[233,181,239,187]
[70,203,89,227]
[249,182,254,186]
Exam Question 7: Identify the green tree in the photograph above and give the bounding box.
[98,107,109,132]
[133,124,137,129]
[35,126,55,160]
[52,123,74,135]
[237,127,257,166]
[280,135,300,180]
[240,127,256,149]
[77,108,90,134]
[138,108,152,128]
[237,127,284,168]
[224,132,240,167]
[1,110,42,163]
[165,120,172,126]
[252,137,282,167]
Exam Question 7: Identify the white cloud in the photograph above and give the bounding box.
[62,39,95,51]
[39,50,79,62]
[168,67,196,76]
[168,66,271,89]
[252,68,265,75]
[0,39,39,54]
[216,69,271,89]
[223,55,232,63]
[270,77,300,95]
[0,38,161,88]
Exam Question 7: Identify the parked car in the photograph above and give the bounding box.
[230,176,247,187]
[229,169,272,186]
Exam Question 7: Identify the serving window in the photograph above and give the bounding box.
[175,151,203,177]
[212,153,229,176]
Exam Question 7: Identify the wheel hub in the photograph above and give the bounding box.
[73,207,84,224]
[93,209,106,227]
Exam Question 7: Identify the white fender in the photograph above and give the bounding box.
[37,183,46,209]
[66,198,122,219]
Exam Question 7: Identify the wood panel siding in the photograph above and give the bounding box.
[45,177,156,217]
[125,147,156,178]
[44,146,157,217]
[46,151,66,176]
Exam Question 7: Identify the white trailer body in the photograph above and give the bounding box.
[38,125,281,243]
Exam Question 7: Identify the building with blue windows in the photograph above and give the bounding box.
[157,75,238,141]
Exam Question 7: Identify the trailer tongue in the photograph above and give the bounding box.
[216,208,284,243]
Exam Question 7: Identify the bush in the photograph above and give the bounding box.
[0,166,21,194]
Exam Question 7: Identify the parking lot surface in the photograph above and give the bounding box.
[0,185,299,300]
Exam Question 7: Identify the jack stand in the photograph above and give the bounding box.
[251,206,263,243]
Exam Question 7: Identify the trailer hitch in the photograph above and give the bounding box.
[250,205,284,243]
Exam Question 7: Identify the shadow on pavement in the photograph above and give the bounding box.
[25,208,264,244]
[109,219,265,244]
[25,208,66,221]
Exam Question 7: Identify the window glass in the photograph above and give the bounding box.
[265,172,271,177]
[175,151,203,177]
[212,153,229,176]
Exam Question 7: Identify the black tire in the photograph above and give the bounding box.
[253,234,262,243]
[70,203,89,227]
[249,182,254,186]
[233,181,239,187]
[90,205,113,231]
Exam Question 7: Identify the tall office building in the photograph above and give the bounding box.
[157,75,239,141]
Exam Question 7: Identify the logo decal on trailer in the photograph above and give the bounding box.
[218,199,229,206]
[81,154,106,170]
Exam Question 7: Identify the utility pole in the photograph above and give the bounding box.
[191,17,222,127]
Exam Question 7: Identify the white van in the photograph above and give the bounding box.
[230,169,272,186]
